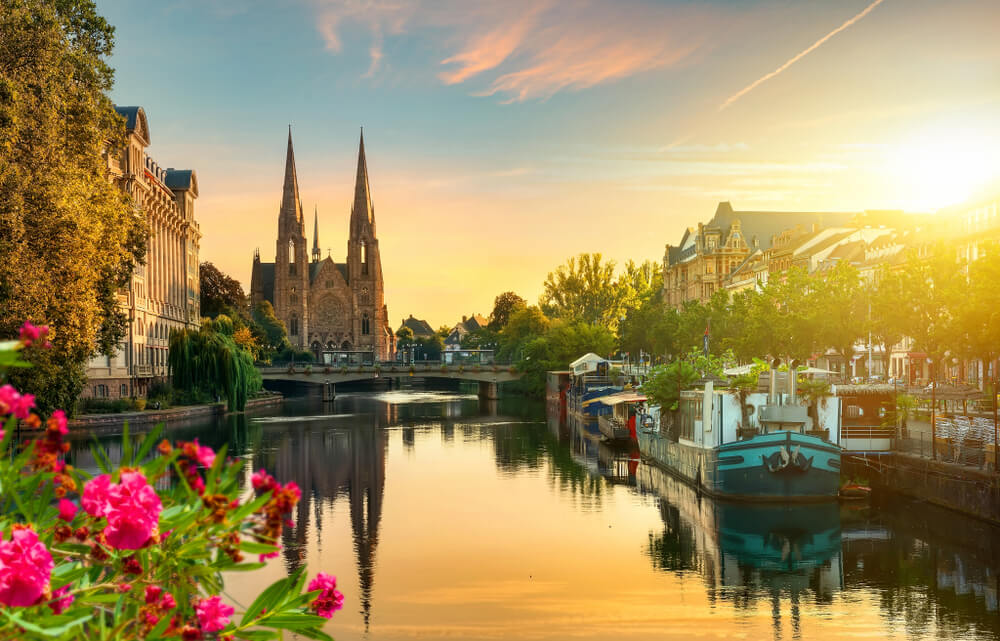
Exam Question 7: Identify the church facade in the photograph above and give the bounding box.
[250,130,394,361]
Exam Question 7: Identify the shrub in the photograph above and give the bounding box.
[0,327,344,639]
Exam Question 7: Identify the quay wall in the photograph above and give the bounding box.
[67,394,284,430]
[844,453,1000,525]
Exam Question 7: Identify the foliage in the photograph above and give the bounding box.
[394,326,414,347]
[460,327,500,350]
[0,334,343,640]
[498,306,550,362]
[509,321,617,396]
[642,361,700,412]
[797,376,832,427]
[168,322,262,412]
[0,0,146,414]
[232,327,260,360]
[540,253,630,330]
[199,262,247,320]
[251,301,289,356]
[488,292,527,331]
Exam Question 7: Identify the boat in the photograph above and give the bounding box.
[585,390,646,443]
[566,353,621,419]
[637,363,843,502]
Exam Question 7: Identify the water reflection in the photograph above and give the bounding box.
[36,389,1000,639]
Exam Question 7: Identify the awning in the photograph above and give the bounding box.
[583,392,647,407]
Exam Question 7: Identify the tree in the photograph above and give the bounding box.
[200,262,246,319]
[0,0,146,413]
[499,306,550,361]
[797,377,832,431]
[540,253,628,329]
[168,318,262,411]
[252,300,288,354]
[511,321,616,395]
[488,291,527,331]
[395,326,414,348]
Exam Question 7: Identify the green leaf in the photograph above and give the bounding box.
[2,611,92,637]
[262,614,330,630]
[134,422,164,465]
[234,630,280,641]
[222,562,266,572]
[241,576,291,625]
[89,439,111,475]
[239,541,278,555]
[121,421,132,467]
[295,627,335,641]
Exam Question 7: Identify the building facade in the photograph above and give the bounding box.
[250,130,395,361]
[84,106,201,399]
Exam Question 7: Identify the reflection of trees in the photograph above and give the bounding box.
[842,500,1000,639]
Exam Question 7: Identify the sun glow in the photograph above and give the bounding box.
[885,125,1000,211]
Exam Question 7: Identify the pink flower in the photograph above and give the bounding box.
[161,591,176,610]
[195,444,216,468]
[0,384,34,420]
[49,409,68,436]
[104,471,162,550]
[82,474,113,517]
[145,585,163,604]
[251,469,275,492]
[19,322,48,347]
[307,572,345,619]
[259,543,280,562]
[49,585,73,614]
[57,499,78,522]
[0,527,54,607]
[191,476,206,495]
[195,595,234,633]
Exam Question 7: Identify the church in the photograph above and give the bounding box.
[250,129,395,361]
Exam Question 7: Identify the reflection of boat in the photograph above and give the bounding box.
[639,462,844,602]
[639,368,842,502]
[596,441,639,486]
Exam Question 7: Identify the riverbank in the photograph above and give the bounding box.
[66,392,284,430]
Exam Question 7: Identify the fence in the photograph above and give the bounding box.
[897,417,998,470]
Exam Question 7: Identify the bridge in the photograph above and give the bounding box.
[257,362,523,401]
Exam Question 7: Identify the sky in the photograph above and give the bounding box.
[99,0,1000,328]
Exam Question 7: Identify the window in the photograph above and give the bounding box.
[290,314,299,336]
[288,240,296,275]
[120,384,127,397]
[361,241,369,275]
[362,314,371,335]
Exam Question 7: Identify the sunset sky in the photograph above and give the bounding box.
[101,0,1000,328]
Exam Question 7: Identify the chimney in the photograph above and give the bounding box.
[787,359,800,404]
[768,358,782,404]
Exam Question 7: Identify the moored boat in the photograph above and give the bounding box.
[638,364,843,502]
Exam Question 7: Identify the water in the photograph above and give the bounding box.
[61,385,1000,640]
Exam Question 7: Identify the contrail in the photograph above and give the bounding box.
[718,0,887,112]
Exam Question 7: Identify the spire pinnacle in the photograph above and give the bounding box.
[312,206,320,262]
[280,127,303,229]
[351,128,374,232]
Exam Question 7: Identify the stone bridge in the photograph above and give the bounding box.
[257,363,522,401]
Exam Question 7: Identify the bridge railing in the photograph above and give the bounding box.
[257,360,516,372]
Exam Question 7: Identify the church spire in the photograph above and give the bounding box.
[351,128,375,235]
[312,206,320,263]
[280,126,304,231]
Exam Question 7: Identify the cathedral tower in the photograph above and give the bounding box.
[346,130,387,357]
[273,128,309,348]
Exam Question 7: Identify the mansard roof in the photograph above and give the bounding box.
[164,169,199,197]
[114,106,150,145]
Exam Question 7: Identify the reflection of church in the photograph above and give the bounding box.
[267,401,393,629]
[250,129,395,360]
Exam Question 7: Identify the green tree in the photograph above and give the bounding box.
[511,321,616,395]
[488,291,527,331]
[395,326,414,349]
[200,261,246,319]
[642,360,700,412]
[540,253,628,329]
[0,0,146,413]
[867,265,908,379]
[168,321,262,411]
[251,300,288,355]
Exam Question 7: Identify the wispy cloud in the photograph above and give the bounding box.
[310,0,710,101]
[718,0,887,111]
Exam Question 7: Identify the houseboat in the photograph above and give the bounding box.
[638,365,843,502]
[584,390,646,443]
[566,353,621,419]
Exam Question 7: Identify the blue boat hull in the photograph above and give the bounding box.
[638,429,841,502]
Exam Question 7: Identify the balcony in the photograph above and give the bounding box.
[132,365,152,377]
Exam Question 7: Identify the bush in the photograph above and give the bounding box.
[77,398,133,414]
[0,330,345,639]
[133,398,147,411]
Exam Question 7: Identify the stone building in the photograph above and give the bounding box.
[443,313,488,350]
[662,202,855,308]
[83,106,201,399]
[250,129,395,361]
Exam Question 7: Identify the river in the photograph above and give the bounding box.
[63,383,1000,640]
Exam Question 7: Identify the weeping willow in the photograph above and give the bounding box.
[168,318,262,412]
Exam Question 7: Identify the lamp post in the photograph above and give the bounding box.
[929,357,936,461]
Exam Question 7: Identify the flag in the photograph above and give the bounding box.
[703,321,710,356]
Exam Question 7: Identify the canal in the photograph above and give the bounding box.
[64,384,1000,640]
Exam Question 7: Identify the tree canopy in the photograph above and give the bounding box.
[0,0,146,412]
[200,262,246,319]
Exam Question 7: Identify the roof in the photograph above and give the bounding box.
[583,391,647,407]
[256,263,275,302]
[398,315,434,337]
[570,352,608,376]
[164,169,198,196]
[113,105,149,145]
[114,106,141,131]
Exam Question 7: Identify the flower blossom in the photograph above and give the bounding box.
[104,471,163,550]
[195,595,234,633]
[18,322,50,348]
[307,572,345,619]
[0,526,54,607]
[58,498,78,522]
[0,384,34,420]
[82,474,113,517]
[49,585,73,614]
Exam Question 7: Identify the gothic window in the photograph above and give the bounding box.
[361,241,369,275]
[362,313,370,336]
[361,287,370,305]
[290,294,298,304]
[288,240,296,275]
[290,314,299,336]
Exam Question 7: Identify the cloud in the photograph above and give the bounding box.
[310,0,710,101]
[718,0,887,111]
